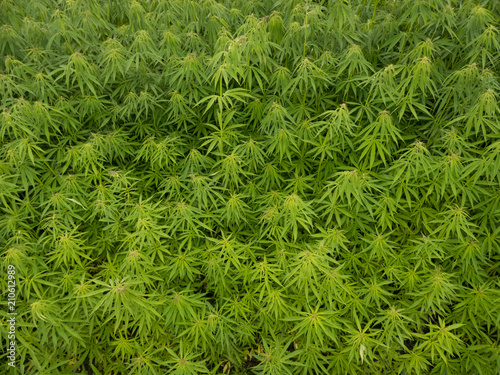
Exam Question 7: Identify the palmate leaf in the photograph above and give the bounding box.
[164,344,209,375]
[200,121,244,155]
[285,245,332,299]
[283,306,343,347]
[252,337,303,375]
[320,168,381,215]
[197,88,254,113]
[416,318,465,364]
[375,305,415,349]
[344,317,386,365]
[81,277,161,333]
[46,230,93,268]
[357,135,391,168]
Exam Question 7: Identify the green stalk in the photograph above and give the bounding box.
[371,0,379,24]
[219,74,224,156]
[303,10,308,58]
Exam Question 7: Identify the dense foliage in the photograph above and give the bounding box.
[1,0,500,373]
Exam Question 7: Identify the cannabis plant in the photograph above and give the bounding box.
[1,0,500,374]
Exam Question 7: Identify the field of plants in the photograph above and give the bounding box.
[1,0,500,374]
